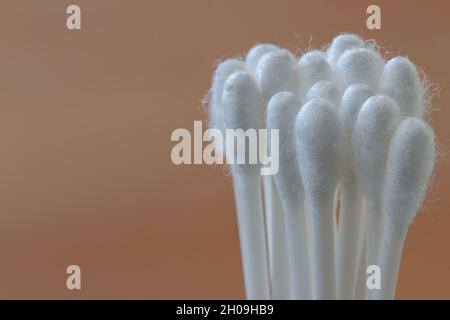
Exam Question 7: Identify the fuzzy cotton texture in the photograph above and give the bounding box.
[257,49,299,100]
[381,56,426,118]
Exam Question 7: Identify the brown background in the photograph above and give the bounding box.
[0,0,448,299]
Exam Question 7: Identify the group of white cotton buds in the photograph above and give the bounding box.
[207,33,436,300]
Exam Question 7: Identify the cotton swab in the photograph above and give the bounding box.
[352,95,400,298]
[333,44,384,300]
[295,98,342,299]
[327,33,365,68]
[267,91,311,299]
[246,43,279,75]
[209,58,244,155]
[336,83,373,299]
[305,80,340,106]
[305,79,341,243]
[222,71,270,299]
[297,50,335,299]
[374,117,435,299]
[298,51,334,101]
[380,56,426,118]
[305,80,340,244]
[257,48,299,299]
[339,84,374,134]
[257,49,298,99]
[337,47,384,89]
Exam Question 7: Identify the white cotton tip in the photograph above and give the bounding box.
[339,83,374,138]
[222,71,263,174]
[267,92,303,207]
[352,95,400,208]
[295,98,341,205]
[339,83,374,171]
[383,117,435,237]
[327,33,365,68]
[210,58,245,133]
[380,56,426,118]
[305,80,340,106]
[245,44,279,75]
[257,49,298,100]
[337,47,384,90]
[223,71,263,130]
[298,51,334,99]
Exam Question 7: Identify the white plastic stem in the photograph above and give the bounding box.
[371,231,406,300]
[311,199,336,299]
[365,201,383,298]
[354,225,367,300]
[232,173,270,300]
[336,176,363,299]
[263,176,290,299]
[332,189,338,247]
[282,196,311,299]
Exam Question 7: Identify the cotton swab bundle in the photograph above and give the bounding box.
[206,33,437,300]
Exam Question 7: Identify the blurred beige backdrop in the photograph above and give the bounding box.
[0,0,448,299]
